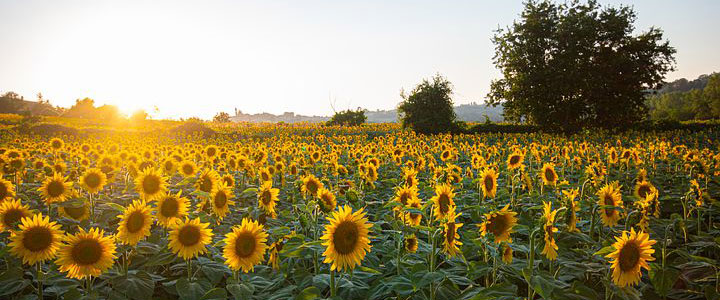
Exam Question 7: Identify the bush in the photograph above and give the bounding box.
[326,109,366,126]
[398,74,457,134]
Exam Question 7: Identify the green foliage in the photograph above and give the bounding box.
[327,109,366,126]
[63,97,123,120]
[487,0,676,132]
[398,74,458,134]
[647,73,720,121]
[213,112,231,123]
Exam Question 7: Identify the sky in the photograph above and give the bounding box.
[1,0,719,119]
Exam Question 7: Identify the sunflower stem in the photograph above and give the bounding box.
[330,268,336,297]
[187,259,192,281]
[36,263,43,300]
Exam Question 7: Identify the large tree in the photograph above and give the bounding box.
[487,0,676,132]
[398,74,457,134]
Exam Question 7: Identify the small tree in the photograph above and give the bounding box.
[213,112,231,123]
[327,109,366,126]
[398,74,457,134]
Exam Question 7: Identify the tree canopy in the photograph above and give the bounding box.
[326,109,366,126]
[487,0,676,132]
[398,74,458,134]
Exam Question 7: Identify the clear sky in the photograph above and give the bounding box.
[1,0,718,119]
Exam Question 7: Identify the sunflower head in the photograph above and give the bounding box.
[135,168,167,201]
[80,168,107,194]
[480,168,498,199]
[39,172,72,204]
[0,199,32,232]
[317,187,337,214]
[196,168,220,194]
[8,213,64,265]
[223,218,269,273]
[155,191,189,228]
[56,228,117,279]
[321,205,372,271]
[606,228,656,287]
[634,181,655,201]
[540,163,558,186]
[116,200,153,245]
[431,183,455,221]
[479,205,518,244]
[597,182,623,227]
[301,174,323,198]
[179,160,198,177]
[442,207,463,257]
[501,243,513,264]
[0,178,16,202]
[168,218,214,260]
[59,201,90,221]
[404,234,418,253]
[507,152,524,169]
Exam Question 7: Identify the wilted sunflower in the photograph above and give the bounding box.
[0,177,15,202]
[59,201,90,221]
[301,174,323,198]
[321,205,372,271]
[116,200,153,245]
[606,228,656,287]
[442,207,463,257]
[210,182,235,219]
[168,218,213,260]
[179,160,198,177]
[223,218,268,273]
[38,172,73,204]
[479,168,498,199]
[431,183,455,221]
[134,168,167,201]
[479,205,518,244]
[8,213,64,265]
[507,151,525,170]
[541,201,559,260]
[155,191,189,228]
[634,180,656,201]
[0,199,32,232]
[404,234,418,253]
[597,182,623,227]
[257,181,279,218]
[317,187,337,214]
[56,228,117,279]
[79,168,107,194]
[540,163,558,186]
[562,189,580,232]
[196,168,220,195]
[501,243,513,264]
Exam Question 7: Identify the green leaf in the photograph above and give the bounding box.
[296,286,320,300]
[201,288,227,300]
[593,245,615,256]
[649,264,679,297]
[227,283,254,300]
[112,271,155,300]
[105,202,126,212]
[177,278,210,300]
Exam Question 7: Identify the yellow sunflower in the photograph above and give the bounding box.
[223,218,269,273]
[507,151,525,170]
[8,213,64,265]
[210,182,235,220]
[168,218,214,260]
[634,181,656,201]
[116,200,153,245]
[56,228,117,279]
[317,187,337,214]
[501,243,513,264]
[258,167,272,183]
[0,199,32,232]
[257,181,279,218]
[155,191,189,228]
[404,234,418,253]
[479,168,498,199]
[79,168,107,194]
[431,183,455,221]
[606,228,656,287]
[541,201,559,260]
[59,201,90,221]
[0,177,15,202]
[38,172,73,204]
[195,168,220,195]
[321,205,372,271]
[479,205,518,244]
[562,189,580,232]
[134,168,167,201]
[442,207,463,257]
[540,163,558,186]
[179,160,198,177]
[404,199,423,226]
[300,174,323,198]
[597,182,623,227]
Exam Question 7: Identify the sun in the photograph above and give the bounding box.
[223,218,269,273]
[321,205,372,271]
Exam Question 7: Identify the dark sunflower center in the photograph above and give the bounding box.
[199,176,213,193]
[306,181,318,195]
[333,221,359,255]
[604,195,615,217]
[22,227,53,252]
[399,193,409,206]
[182,165,194,175]
[509,155,520,165]
[234,232,256,258]
[484,176,494,191]
[178,225,201,246]
[214,192,227,208]
[64,205,86,219]
[84,173,101,189]
[0,183,7,198]
[405,237,417,250]
[71,239,103,265]
[47,180,65,197]
[618,242,640,272]
[126,211,146,233]
[438,194,450,214]
[638,185,651,198]
[142,175,161,195]
[4,209,24,228]
[160,198,179,217]
[446,222,456,243]
[261,172,270,182]
[164,161,174,171]
[487,215,508,237]
[261,191,272,205]
[545,169,555,182]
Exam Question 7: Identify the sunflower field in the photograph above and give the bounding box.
[0,125,718,300]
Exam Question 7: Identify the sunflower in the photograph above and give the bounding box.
[179,160,198,177]
[562,189,580,232]
[541,201,559,260]
[168,218,214,260]
[79,168,107,194]
[317,187,337,214]
[479,205,518,244]
[540,163,558,186]
[221,174,235,188]
[392,185,418,215]
[38,172,73,204]
[404,199,423,226]
[59,201,90,221]
[116,200,153,245]
[442,207,463,257]
[223,218,269,273]
[0,177,15,202]
[634,180,656,201]
[404,234,418,253]
[210,182,235,219]
[258,167,272,183]
[161,158,177,175]
[321,205,372,271]
[49,138,64,150]
[501,243,513,264]
[301,174,323,198]
[257,181,279,218]
[196,168,220,195]
[8,213,64,265]
[155,191,189,228]
[403,168,418,188]
[507,151,524,170]
[597,182,623,227]
[431,183,455,221]
[134,168,167,201]
[56,228,117,279]
[606,228,656,287]
[0,199,32,232]
[479,168,498,199]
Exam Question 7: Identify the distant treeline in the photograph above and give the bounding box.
[647,73,720,121]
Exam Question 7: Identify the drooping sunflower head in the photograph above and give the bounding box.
[403,168,418,188]
[442,207,463,257]
[606,228,656,287]
[597,182,623,227]
[8,213,64,265]
[317,187,337,214]
[179,160,198,177]
[0,177,15,202]
[634,181,655,201]
[321,205,372,271]
[393,185,418,209]
[223,218,269,273]
[431,183,455,221]
[480,168,498,199]
[541,201,559,261]
[196,168,220,194]
[501,243,513,264]
[56,228,117,279]
[168,218,214,260]
[479,205,518,244]
[210,182,235,219]
[404,234,418,253]
[116,200,153,245]
[134,168,167,201]
[155,191,189,228]
[221,174,235,188]
[540,163,558,186]
[301,174,323,198]
[39,172,73,204]
[0,199,32,232]
[80,168,107,194]
[403,199,423,226]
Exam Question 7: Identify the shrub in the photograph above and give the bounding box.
[326,109,366,126]
[398,74,457,134]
